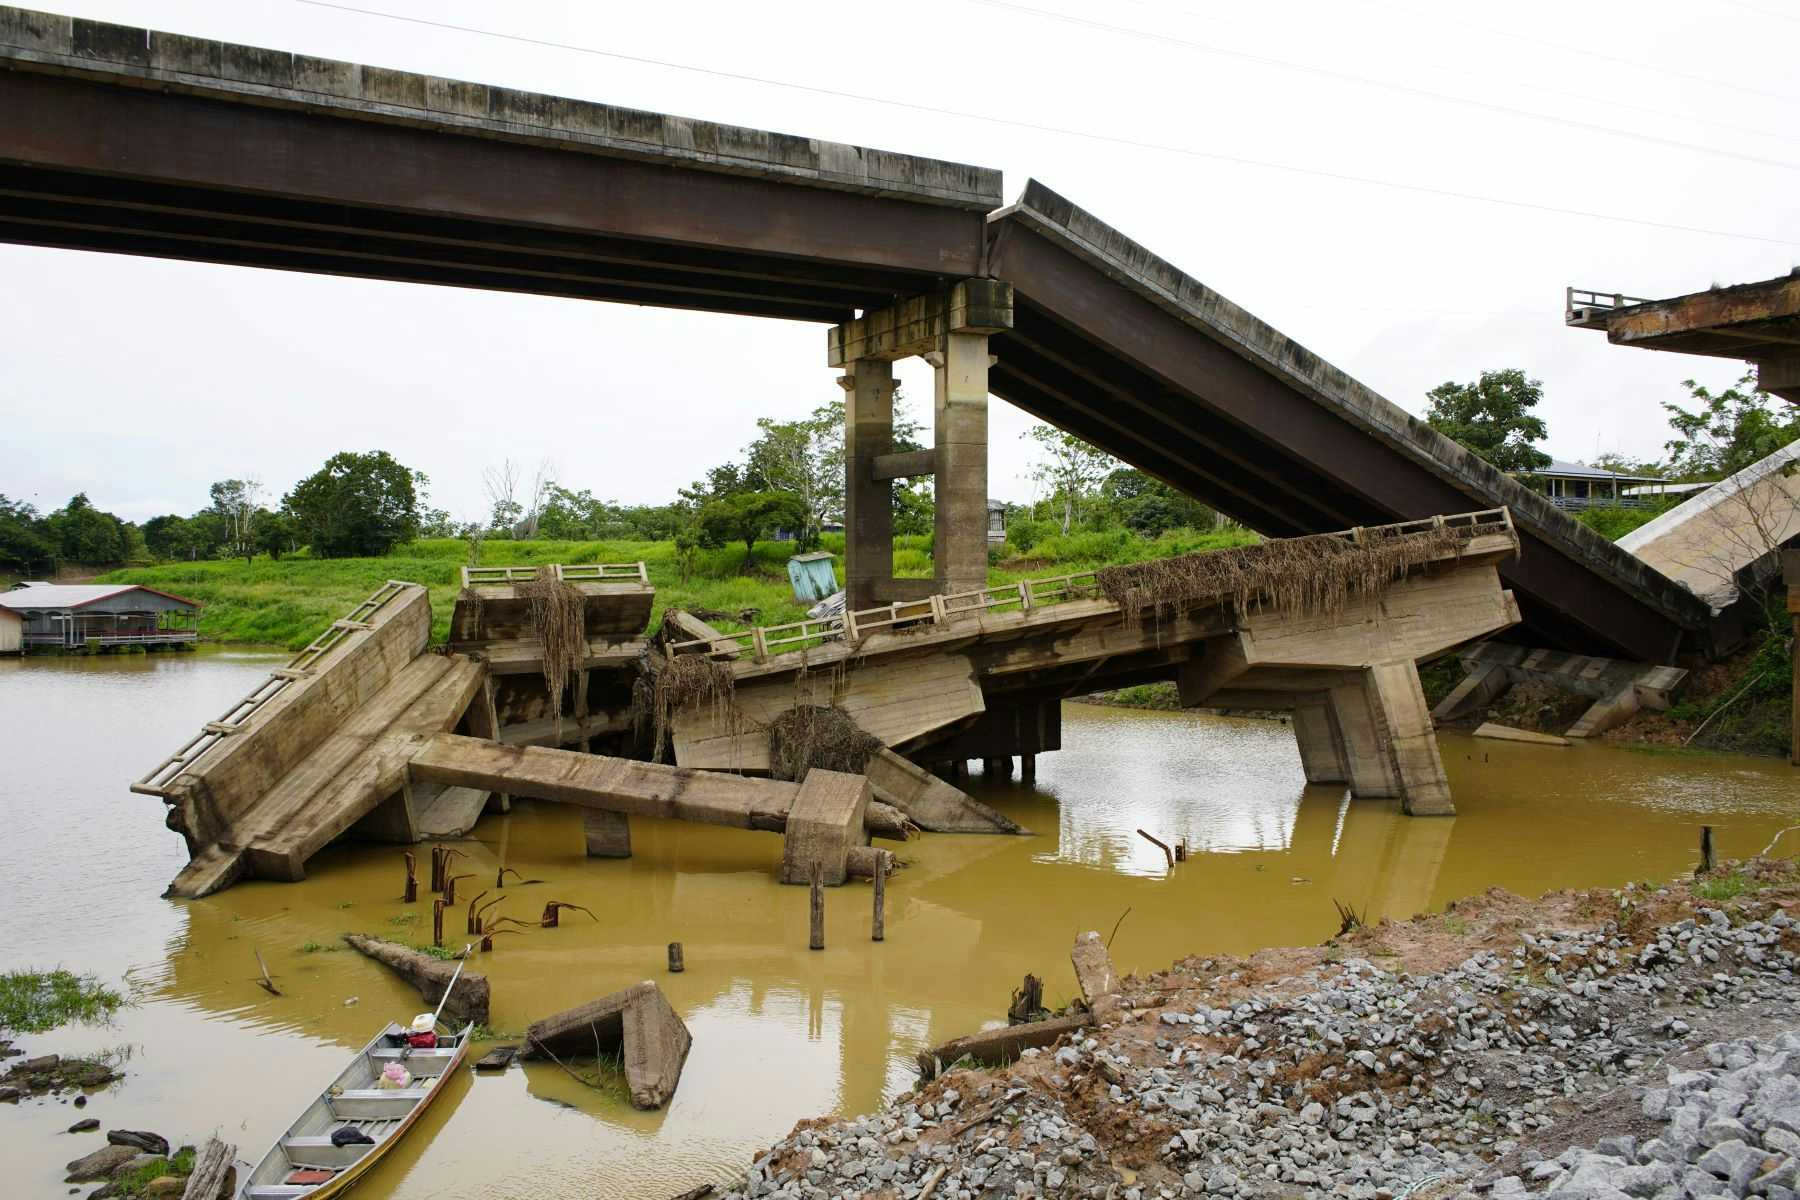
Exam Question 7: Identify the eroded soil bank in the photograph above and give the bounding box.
[724,856,1800,1200]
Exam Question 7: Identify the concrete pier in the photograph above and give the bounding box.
[583,809,632,858]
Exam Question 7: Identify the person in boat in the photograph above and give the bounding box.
[376,1062,412,1090]
[405,1012,438,1049]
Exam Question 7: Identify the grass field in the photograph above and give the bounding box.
[102,525,1258,649]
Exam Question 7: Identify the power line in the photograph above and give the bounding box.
[1135,0,1800,108]
[290,0,1800,249]
[969,0,1800,173]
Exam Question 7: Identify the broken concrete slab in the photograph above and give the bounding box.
[522,981,691,1110]
[866,747,1026,835]
[413,782,490,838]
[916,1013,1087,1079]
[1070,931,1122,1021]
[1473,722,1570,747]
[341,934,490,1025]
[780,769,869,886]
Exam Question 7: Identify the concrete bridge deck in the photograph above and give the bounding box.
[668,510,1524,816]
[0,6,1718,664]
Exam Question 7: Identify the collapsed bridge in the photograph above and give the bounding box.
[0,5,1723,667]
[134,512,1522,898]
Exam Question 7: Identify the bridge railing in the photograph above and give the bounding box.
[667,508,1516,664]
[130,580,417,798]
[462,563,648,587]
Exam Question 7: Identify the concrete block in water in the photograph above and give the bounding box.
[522,981,691,1110]
[1070,931,1122,1021]
[583,809,631,858]
[341,934,490,1025]
[780,769,870,886]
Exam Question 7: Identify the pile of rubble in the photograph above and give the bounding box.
[716,860,1800,1200]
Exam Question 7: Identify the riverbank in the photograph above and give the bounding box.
[720,855,1800,1200]
[97,526,1257,650]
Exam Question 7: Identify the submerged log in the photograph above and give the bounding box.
[917,1013,1087,1080]
[521,980,692,1110]
[341,933,490,1025]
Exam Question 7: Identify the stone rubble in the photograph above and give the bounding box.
[716,876,1799,1200]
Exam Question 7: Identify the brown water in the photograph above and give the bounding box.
[1,652,1796,1198]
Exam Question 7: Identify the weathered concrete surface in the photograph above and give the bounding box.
[865,747,1025,834]
[342,934,490,1026]
[780,770,870,886]
[412,782,490,838]
[1580,272,1800,401]
[1434,642,1689,739]
[1070,931,1121,1021]
[408,733,913,840]
[522,981,691,1110]
[0,7,1000,210]
[583,808,631,858]
[448,579,653,645]
[917,1014,1087,1078]
[1618,438,1800,611]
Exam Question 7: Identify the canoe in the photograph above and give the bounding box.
[237,1020,471,1200]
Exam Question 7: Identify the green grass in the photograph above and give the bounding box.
[102,524,1261,650]
[0,969,125,1035]
[1693,872,1759,902]
[1083,682,1182,710]
[111,1147,195,1197]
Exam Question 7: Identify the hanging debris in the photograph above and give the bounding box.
[767,705,883,782]
[516,566,587,738]
[634,645,737,764]
[1096,523,1464,626]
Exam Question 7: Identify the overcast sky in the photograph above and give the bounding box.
[3,0,1797,524]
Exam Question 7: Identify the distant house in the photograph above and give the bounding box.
[1511,461,1663,511]
[0,583,201,651]
[987,499,1007,545]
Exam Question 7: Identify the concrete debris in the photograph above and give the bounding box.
[917,1014,1088,1081]
[1473,722,1572,747]
[1070,931,1122,1021]
[780,769,871,886]
[716,871,1800,1200]
[522,980,692,1110]
[341,934,491,1025]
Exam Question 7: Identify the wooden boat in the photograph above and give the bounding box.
[241,951,476,1200]
[237,1019,472,1199]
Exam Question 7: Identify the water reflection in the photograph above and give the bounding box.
[2,656,1795,1200]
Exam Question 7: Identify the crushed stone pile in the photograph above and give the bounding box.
[716,866,1799,1200]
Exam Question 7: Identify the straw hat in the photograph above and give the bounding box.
[409,1013,435,1034]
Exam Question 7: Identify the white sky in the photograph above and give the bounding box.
[3,0,1797,524]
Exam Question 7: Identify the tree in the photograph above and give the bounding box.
[209,477,263,564]
[0,495,53,573]
[1027,425,1118,533]
[1101,468,1215,536]
[45,493,127,563]
[284,450,422,557]
[1662,372,1800,482]
[255,509,300,560]
[1424,368,1552,472]
[695,490,807,574]
[483,458,523,536]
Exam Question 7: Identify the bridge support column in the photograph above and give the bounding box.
[1291,695,1348,785]
[828,280,1012,609]
[1328,665,1454,816]
[842,358,896,613]
[931,331,990,596]
[583,809,632,858]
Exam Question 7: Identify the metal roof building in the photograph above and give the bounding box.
[0,582,201,650]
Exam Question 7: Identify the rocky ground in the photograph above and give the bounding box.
[719,857,1800,1200]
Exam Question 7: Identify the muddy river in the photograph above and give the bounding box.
[2,651,1795,1198]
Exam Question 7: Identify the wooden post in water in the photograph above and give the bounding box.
[403,852,417,903]
[1698,826,1716,875]
[1020,753,1036,783]
[809,862,825,951]
[667,942,685,973]
[1175,839,1189,863]
[1008,973,1043,1025]
[872,852,887,942]
[432,899,445,948]
[429,846,445,893]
